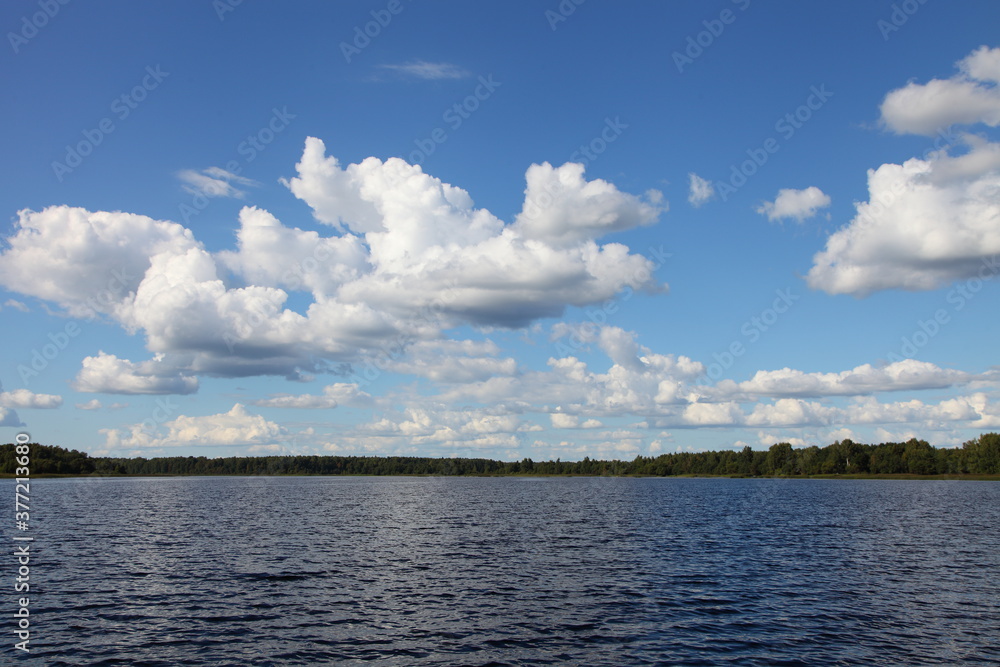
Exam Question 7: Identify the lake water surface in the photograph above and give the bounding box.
[8,476,1000,665]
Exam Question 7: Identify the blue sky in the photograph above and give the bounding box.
[2,1,999,460]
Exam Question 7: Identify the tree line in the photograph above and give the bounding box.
[1,433,999,477]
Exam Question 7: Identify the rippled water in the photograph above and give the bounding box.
[6,476,999,665]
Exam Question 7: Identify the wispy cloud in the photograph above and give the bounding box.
[379,60,469,80]
[2,299,28,312]
[178,167,259,199]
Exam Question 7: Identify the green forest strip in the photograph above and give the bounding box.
[2,434,999,478]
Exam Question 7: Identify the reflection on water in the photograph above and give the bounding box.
[10,476,1000,665]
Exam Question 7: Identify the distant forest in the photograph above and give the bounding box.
[2,434,999,477]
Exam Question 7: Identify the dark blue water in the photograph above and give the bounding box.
[5,476,999,665]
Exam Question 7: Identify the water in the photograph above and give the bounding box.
[6,476,999,665]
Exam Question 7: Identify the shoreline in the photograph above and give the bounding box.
[5,473,999,481]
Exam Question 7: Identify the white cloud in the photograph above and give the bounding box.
[513,162,663,247]
[687,172,715,207]
[0,388,62,409]
[550,413,579,428]
[73,352,198,395]
[251,383,369,409]
[756,186,830,222]
[102,403,286,449]
[379,60,469,80]
[2,299,28,312]
[746,399,839,427]
[0,137,659,383]
[76,399,103,410]
[386,339,517,383]
[717,359,984,399]
[0,206,199,319]
[217,206,369,297]
[880,46,1000,136]
[807,138,1000,295]
[346,406,524,455]
[178,167,259,199]
[756,432,809,448]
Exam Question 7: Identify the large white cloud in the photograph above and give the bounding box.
[880,46,1000,136]
[0,139,665,387]
[0,206,198,319]
[807,138,1000,295]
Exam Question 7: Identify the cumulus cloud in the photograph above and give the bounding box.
[756,186,830,222]
[513,161,663,247]
[0,139,664,387]
[216,206,369,296]
[687,172,715,207]
[73,352,199,395]
[0,206,199,319]
[807,137,1000,295]
[880,46,1000,136]
[550,413,579,429]
[178,167,259,199]
[379,60,469,80]
[429,323,1000,437]
[102,403,286,449]
[348,406,524,455]
[280,140,666,332]
[0,389,62,409]
[76,399,103,410]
